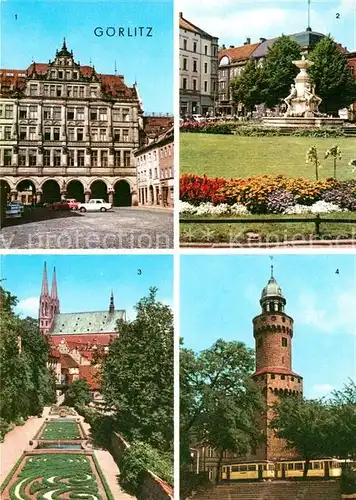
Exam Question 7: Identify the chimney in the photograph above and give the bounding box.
[246,37,251,45]
[222,44,226,50]
[179,12,183,18]
[260,37,266,43]
[229,45,234,48]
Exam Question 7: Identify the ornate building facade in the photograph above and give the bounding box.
[0,40,143,206]
[39,262,123,398]
[192,269,303,480]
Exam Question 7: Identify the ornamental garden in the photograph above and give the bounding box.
[1,410,114,500]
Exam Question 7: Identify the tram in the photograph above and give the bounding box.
[221,458,344,481]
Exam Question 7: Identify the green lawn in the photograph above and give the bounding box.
[39,421,81,440]
[180,213,356,245]
[180,134,356,180]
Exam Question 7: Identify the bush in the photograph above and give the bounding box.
[14,416,25,426]
[119,441,173,496]
[340,463,356,494]
[321,180,356,211]
[180,466,212,500]
[64,379,91,407]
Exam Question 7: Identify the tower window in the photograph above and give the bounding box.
[291,376,294,382]
[281,375,285,380]
[271,374,275,379]
[257,337,262,347]
[282,337,287,347]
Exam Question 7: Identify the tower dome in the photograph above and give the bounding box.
[261,276,284,300]
[260,267,286,313]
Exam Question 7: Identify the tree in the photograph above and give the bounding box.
[231,60,264,114]
[64,379,92,407]
[180,339,265,483]
[102,287,173,451]
[0,284,55,437]
[325,145,342,179]
[309,36,356,115]
[270,396,328,477]
[326,380,356,460]
[261,35,301,109]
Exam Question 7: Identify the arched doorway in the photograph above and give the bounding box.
[90,180,108,201]
[42,180,61,204]
[16,179,37,205]
[66,180,84,202]
[114,180,131,207]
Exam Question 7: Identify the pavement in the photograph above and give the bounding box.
[0,207,173,249]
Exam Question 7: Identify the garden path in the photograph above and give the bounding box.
[81,419,135,499]
[0,406,50,484]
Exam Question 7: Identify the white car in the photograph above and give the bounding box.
[192,114,205,123]
[77,199,112,212]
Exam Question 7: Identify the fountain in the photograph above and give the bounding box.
[262,56,344,128]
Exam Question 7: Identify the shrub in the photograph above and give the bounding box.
[14,416,25,426]
[119,441,173,496]
[340,463,356,494]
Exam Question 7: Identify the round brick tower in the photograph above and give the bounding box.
[252,267,303,461]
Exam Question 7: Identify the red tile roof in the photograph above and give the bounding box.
[219,42,260,63]
[79,365,101,390]
[253,367,302,378]
[1,63,136,99]
[59,353,79,369]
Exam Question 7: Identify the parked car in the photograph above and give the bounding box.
[192,114,205,123]
[51,199,79,210]
[77,199,112,212]
[6,202,24,218]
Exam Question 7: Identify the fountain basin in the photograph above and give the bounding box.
[262,116,344,128]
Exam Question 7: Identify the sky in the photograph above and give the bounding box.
[181,254,356,400]
[1,254,173,321]
[179,0,356,52]
[1,0,173,113]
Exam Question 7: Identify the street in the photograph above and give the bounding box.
[0,207,173,249]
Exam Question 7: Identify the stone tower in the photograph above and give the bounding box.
[39,262,60,335]
[252,267,303,460]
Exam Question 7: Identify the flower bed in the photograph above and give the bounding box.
[180,174,356,215]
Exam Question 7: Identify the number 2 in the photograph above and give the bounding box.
[336,12,340,19]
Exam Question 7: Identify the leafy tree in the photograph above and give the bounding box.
[326,380,356,459]
[64,379,92,407]
[0,285,55,437]
[180,339,265,483]
[261,35,301,109]
[325,145,342,179]
[231,60,264,113]
[102,287,173,451]
[309,36,356,115]
[270,396,328,477]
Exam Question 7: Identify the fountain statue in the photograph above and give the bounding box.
[262,55,343,128]
[283,56,322,117]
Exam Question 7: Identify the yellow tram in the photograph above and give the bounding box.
[221,458,343,481]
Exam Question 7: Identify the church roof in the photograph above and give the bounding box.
[51,310,125,335]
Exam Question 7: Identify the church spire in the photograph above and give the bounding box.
[51,267,58,300]
[41,262,49,296]
[109,290,115,313]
